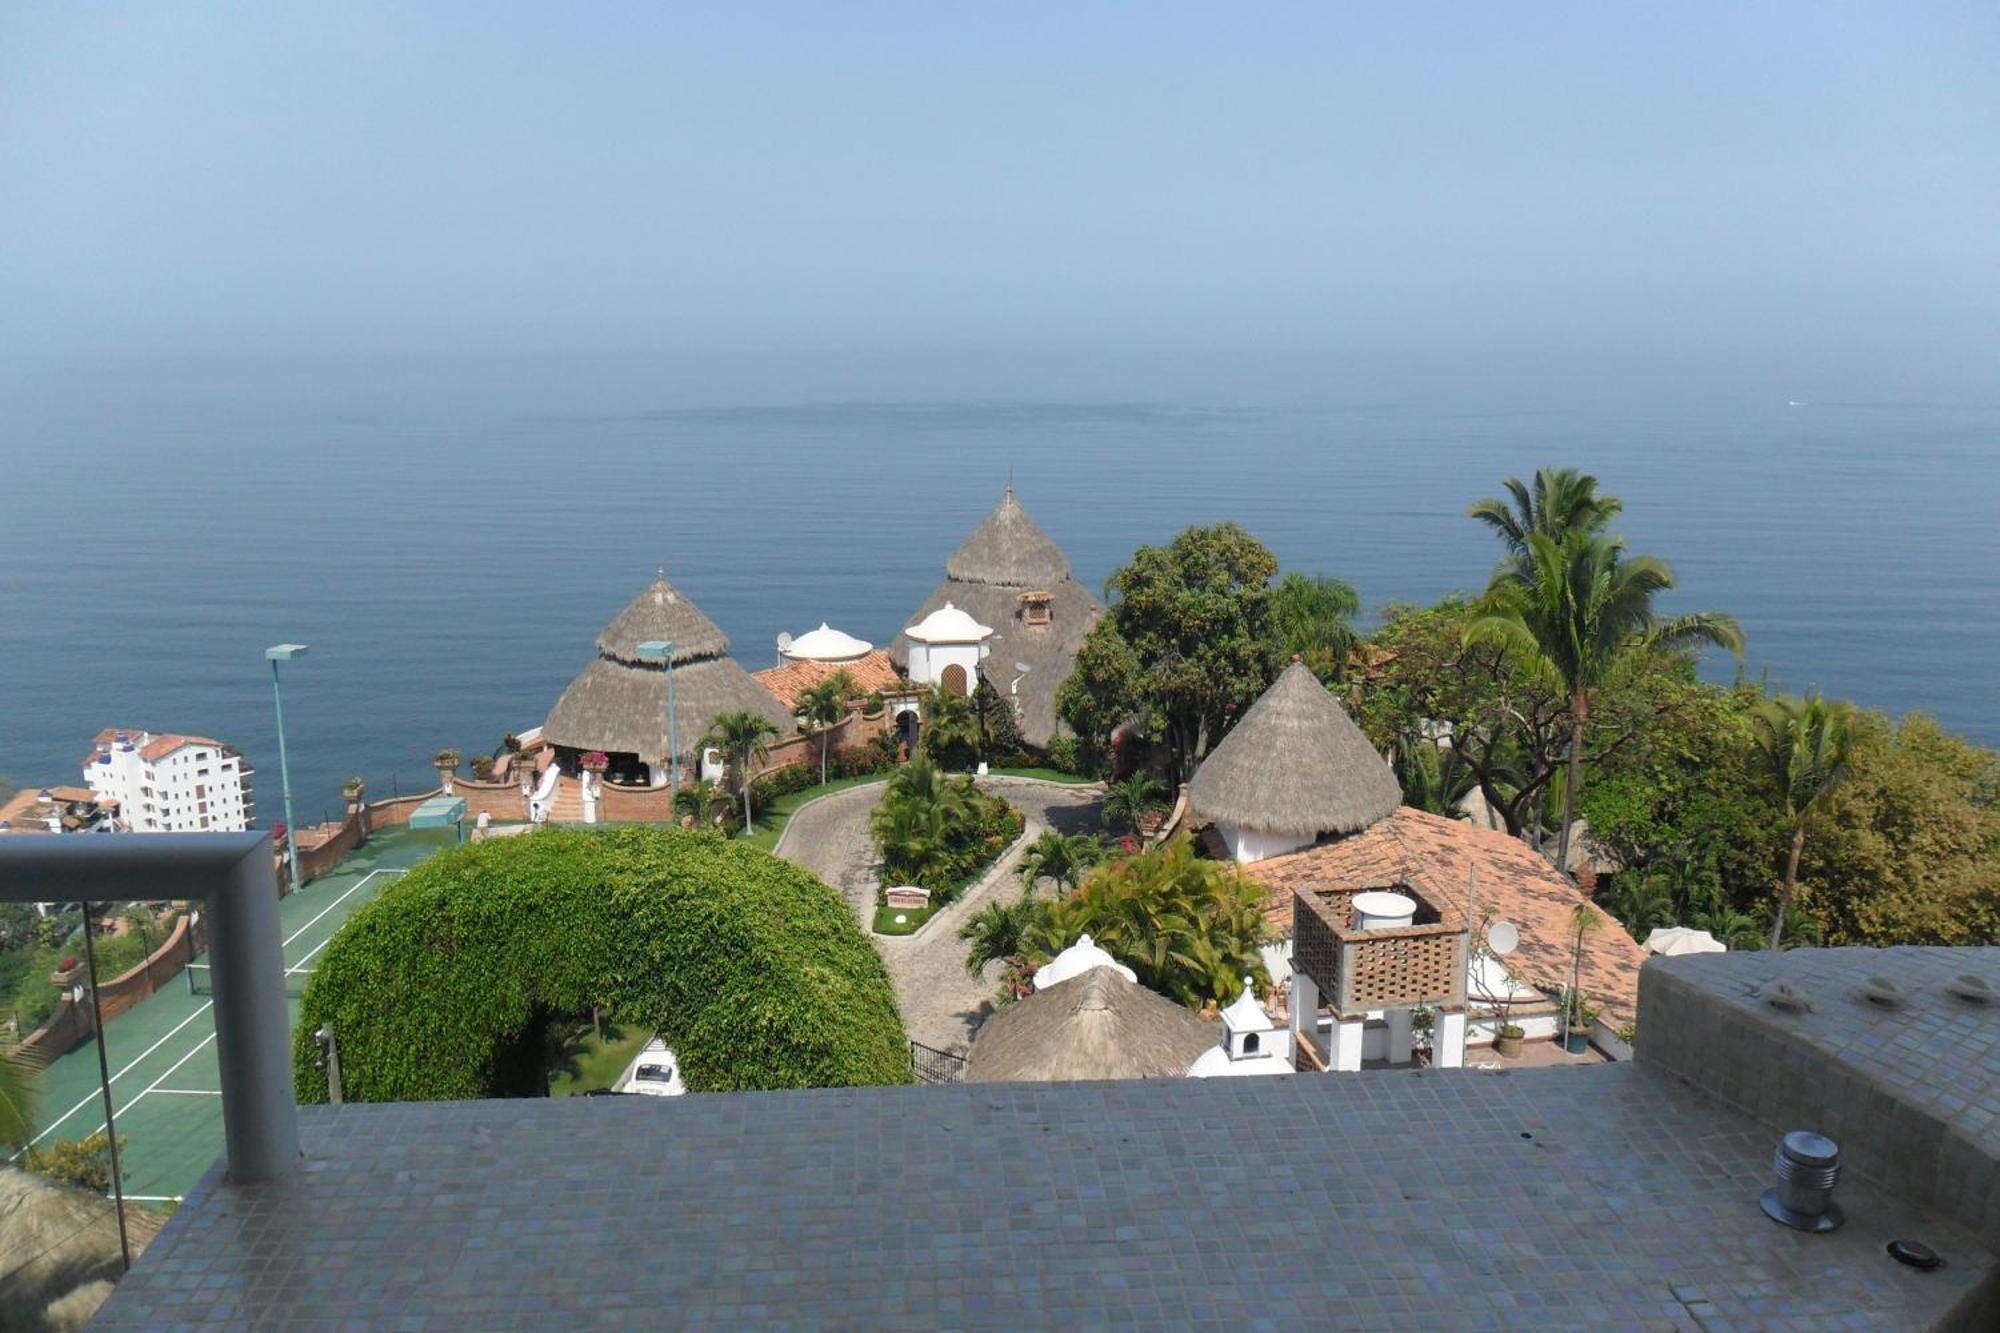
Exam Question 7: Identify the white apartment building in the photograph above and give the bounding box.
[83,728,255,833]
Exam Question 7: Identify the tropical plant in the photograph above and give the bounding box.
[869,757,1020,896]
[1466,527,1743,870]
[1270,572,1362,682]
[1101,773,1167,837]
[1392,735,1478,820]
[341,776,367,799]
[22,1131,125,1192]
[1601,874,1678,939]
[1027,835,1270,1008]
[1750,690,1856,949]
[1468,466,1623,569]
[295,826,910,1097]
[698,711,781,834]
[959,894,1042,979]
[795,671,858,786]
[1689,905,1764,950]
[1564,904,1601,1035]
[432,748,460,770]
[918,682,983,770]
[1017,831,1104,895]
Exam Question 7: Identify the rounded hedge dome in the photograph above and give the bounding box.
[293,825,910,1100]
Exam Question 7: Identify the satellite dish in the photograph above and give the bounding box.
[1488,921,1520,957]
[776,632,793,652]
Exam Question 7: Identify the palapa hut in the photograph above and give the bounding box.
[965,965,1220,1083]
[1186,659,1402,864]
[543,572,790,785]
[890,484,1103,749]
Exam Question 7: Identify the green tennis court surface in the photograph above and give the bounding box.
[11,826,457,1205]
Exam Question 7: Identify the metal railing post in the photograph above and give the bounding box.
[207,839,301,1181]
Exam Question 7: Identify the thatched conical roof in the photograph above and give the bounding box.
[945,484,1073,587]
[965,965,1219,1083]
[544,574,791,760]
[890,486,1105,748]
[0,1167,165,1331]
[1187,660,1401,838]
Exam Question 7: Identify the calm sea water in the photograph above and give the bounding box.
[3,388,1996,820]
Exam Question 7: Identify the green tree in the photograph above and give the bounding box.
[1392,735,1478,820]
[1017,831,1104,894]
[1270,572,1361,683]
[1752,690,1856,949]
[1467,529,1743,870]
[1468,466,1623,568]
[1057,523,1283,782]
[794,671,858,787]
[698,711,781,834]
[959,895,1041,978]
[919,683,983,770]
[1101,773,1167,837]
[1028,835,1270,1008]
[869,757,1019,894]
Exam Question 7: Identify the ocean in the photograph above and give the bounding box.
[3,390,1996,821]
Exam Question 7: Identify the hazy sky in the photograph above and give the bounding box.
[2,4,1995,407]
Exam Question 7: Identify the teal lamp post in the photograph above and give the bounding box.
[635,640,678,795]
[265,643,311,892]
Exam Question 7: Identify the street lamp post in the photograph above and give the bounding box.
[635,640,678,795]
[265,644,311,892]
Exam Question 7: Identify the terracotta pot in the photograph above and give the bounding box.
[1493,1027,1524,1058]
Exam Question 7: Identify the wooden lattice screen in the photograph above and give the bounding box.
[1292,886,1467,1020]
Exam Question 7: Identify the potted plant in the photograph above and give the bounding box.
[1560,989,1599,1054]
[579,751,610,774]
[341,776,366,803]
[1493,1021,1525,1058]
[50,955,83,988]
[432,748,460,773]
[469,754,495,782]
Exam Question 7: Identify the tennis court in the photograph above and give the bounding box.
[12,826,455,1204]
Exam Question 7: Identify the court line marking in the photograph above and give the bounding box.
[12,867,405,1154]
[150,1088,224,1096]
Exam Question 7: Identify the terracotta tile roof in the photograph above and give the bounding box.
[753,650,902,712]
[87,729,227,764]
[1243,807,1647,1026]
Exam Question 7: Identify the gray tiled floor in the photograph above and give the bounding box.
[96,1063,1993,1330]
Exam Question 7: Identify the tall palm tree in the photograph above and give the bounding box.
[1467,530,1743,870]
[1468,467,1623,568]
[794,672,857,787]
[1017,830,1104,895]
[1751,690,1856,949]
[698,711,781,834]
[1270,572,1361,681]
[1101,773,1167,837]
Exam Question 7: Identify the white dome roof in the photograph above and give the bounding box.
[783,623,874,662]
[1185,1044,1290,1078]
[905,601,994,644]
[1033,934,1136,991]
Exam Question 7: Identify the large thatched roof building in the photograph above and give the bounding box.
[1186,660,1402,863]
[966,964,1220,1083]
[890,485,1103,749]
[543,573,790,781]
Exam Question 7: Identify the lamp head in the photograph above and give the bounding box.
[265,643,311,662]
[636,640,674,662]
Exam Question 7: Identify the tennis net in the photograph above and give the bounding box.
[186,961,314,997]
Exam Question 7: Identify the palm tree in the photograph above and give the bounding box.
[698,711,781,834]
[1017,831,1104,895]
[1466,530,1743,870]
[1393,735,1478,820]
[794,672,857,787]
[1468,467,1623,568]
[1689,905,1763,951]
[918,684,982,769]
[959,895,1041,978]
[1101,773,1167,837]
[1751,690,1856,949]
[1270,572,1361,681]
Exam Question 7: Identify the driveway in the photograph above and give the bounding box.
[775,776,1104,1054]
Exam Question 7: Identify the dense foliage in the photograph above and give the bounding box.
[293,826,911,1100]
[2,906,180,1035]
[1025,835,1272,1008]
[1056,522,1285,781]
[868,757,1023,901]
[918,679,1026,771]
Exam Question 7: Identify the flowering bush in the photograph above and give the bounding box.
[579,751,610,773]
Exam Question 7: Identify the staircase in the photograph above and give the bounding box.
[547,775,587,824]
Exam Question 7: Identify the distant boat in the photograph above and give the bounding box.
[1787,399,1807,407]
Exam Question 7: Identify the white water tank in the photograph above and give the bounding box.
[1352,891,1417,931]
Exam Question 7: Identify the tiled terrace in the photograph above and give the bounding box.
[99,1056,1996,1329]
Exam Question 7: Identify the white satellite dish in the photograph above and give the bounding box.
[1488,921,1520,957]
[776,632,793,652]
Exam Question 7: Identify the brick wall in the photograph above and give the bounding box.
[18,913,207,1064]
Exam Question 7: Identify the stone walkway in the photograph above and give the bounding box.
[776,776,1104,1053]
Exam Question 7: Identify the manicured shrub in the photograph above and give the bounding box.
[293,826,910,1100]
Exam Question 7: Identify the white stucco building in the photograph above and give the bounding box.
[83,729,254,833]
[1187,978,1294,1078]
[901,602,993,697]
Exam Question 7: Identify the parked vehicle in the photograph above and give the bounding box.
[617,1038,686,1097]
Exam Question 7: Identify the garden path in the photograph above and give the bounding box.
[776,775,1104,1053]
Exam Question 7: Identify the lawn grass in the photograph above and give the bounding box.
[744,772,888,852]
[871,904,938,936]
[985,766,1098,785]
[549,1021,653,1096]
